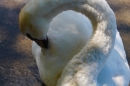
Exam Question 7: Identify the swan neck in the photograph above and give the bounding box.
[28,0,116,37]
[53,0,117,86]
[41,0,99,29]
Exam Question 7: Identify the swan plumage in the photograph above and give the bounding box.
[32,10,93,86]
[19,0,130,86]
[97,31,130,86]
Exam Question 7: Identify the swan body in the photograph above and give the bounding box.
[19,0,130,86]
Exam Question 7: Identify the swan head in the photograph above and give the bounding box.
[19,8,50,49]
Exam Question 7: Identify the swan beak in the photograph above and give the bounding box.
[26,34,49,49]
[35,39,49,49]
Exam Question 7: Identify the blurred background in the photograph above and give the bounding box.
[0,0,130,86]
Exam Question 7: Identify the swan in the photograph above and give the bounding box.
[19,0,130,86]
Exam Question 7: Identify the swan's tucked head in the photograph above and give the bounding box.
[19,8,49,48]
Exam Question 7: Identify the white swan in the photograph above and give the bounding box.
[19,0,130,86]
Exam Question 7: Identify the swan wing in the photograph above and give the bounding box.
[98,31,130,86]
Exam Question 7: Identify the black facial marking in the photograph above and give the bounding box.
[26,33,49,49]
[42,36,49,49]
[26,33,38,41]
[42,82,46,86]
